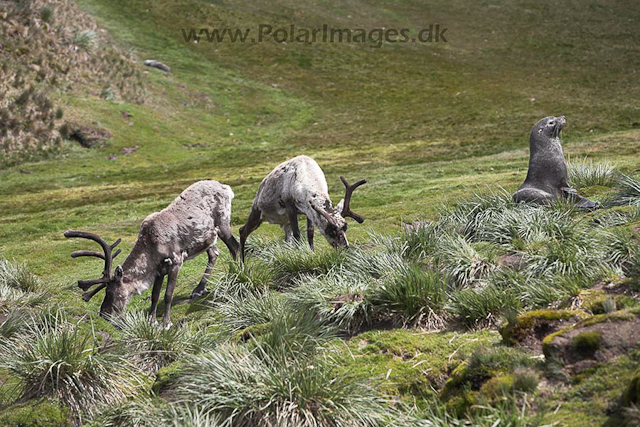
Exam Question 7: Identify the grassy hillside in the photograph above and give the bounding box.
[1,0,640,425]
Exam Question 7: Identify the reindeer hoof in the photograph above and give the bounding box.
[190,286,207,299]
[162,320,173,330]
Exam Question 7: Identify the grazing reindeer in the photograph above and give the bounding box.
[239,155,366,260]
[65,180,238,328]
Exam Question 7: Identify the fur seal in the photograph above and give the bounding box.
[513,116,596,209]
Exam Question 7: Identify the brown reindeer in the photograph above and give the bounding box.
[65,180,238,328]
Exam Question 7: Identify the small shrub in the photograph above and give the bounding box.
[40,6,54,23]
[74,29,97,50]
[567,157,616,189]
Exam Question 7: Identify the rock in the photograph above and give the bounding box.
[121,145,140,155]
[144,59,171,72]
[68,123,111,148]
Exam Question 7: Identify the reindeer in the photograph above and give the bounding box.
[239,155,366,260]
[65,180,238,328]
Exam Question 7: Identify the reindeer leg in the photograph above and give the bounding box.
[218,223,239,261]
[287,204,301,242]
[162,267,180,329]
[190,246,219,299]
[240,207,262,262]
[148,274,164,324]
[307,217,315,251]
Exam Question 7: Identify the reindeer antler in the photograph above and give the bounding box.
[339,176,366,223]
[64,230,121,301]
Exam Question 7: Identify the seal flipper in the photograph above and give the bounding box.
[561,187,598,210]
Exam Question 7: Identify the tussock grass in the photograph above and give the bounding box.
[209,260,272,301]
[0,310,24,340]
[610,174,640,207]
[0,259,41,293]
[255,241,346,288]
[438,190,515,240]
[0,259,47,309]
[567,157,616,189]
[169,342,402,427]
[288,272,374,333]
[372,266,448,329]
[343,248,405,280]
[396,223,439,260]
[73,29,97,50]
[112,311,215,372]
[0,310,145,419]
[435,234,497,289]
[448,284,520,328]
[213,290,287,336]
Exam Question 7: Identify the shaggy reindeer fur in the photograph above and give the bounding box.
[66,180,238,328]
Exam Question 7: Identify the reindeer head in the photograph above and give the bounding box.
[310,176,366,249]
[64,230,129,318]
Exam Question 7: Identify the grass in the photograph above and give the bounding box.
[0,310,145,421]
[168,342,403,427]
[371,266,448,328]
[567,156,617,189]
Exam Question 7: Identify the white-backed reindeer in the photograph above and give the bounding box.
[65,180,238,328]
[239,155,366,260]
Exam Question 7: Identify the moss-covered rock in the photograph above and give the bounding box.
[571,332,602,357]
[153,361,185,394]
[232,322,272,343]
[479,374,515,399]
[577,289,637,314]
[500,309,584,352]
[441,345,538,414]
[0,398,69,427]
[337,329,499,406]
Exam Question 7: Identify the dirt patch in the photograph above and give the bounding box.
[544,314,640,375]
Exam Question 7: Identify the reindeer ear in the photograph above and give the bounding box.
[114,265,123,281]
[335,199,345,212]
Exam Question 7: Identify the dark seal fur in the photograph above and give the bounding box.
[513,116,596,209]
